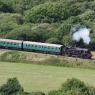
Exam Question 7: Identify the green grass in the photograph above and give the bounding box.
[0,62,95,93]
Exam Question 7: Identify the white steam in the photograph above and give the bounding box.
[71,25,91,44]
[73,28,91,44]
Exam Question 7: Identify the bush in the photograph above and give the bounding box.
[0,78,24,95]
[48,78,95,95]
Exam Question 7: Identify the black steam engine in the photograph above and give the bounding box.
[62,46,92,59]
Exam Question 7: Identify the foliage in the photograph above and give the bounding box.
[46,37,60,44]
[48,78,95,95]
[25,2,81,23]
[0,78,24,95]
[0,13,23,38]
[5,23,57,42]
[1,0,95,50]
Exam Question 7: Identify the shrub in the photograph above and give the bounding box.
[48,78,95,95]
[0,78,24,95]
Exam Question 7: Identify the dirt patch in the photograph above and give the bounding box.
[25,52,53,62]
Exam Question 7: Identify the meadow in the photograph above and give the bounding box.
[0,62,95,93]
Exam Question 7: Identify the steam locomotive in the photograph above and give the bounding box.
[0,38,92,59]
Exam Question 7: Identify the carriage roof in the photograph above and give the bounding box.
[23,41,63,48]
[0,38,22,43]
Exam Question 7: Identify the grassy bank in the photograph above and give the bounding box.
[0,49,95,69]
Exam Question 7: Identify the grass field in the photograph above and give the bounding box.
[0,62,95,93]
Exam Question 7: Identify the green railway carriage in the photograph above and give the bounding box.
[23,41,63,54]
[0,39,22,49]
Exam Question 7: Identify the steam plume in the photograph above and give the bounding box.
[71,24,91,44]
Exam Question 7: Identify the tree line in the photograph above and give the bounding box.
[0,0,95,50]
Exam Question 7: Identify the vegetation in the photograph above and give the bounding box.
[0,77,45,95]
[0,78,24,95]
[0,0,95,49]
[48,78,95,95]
[1,50,95,69]
[0,61,95,93]
[1,0,95,94]
[1,78,95,95]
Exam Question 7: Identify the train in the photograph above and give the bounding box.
[0,38,92,59]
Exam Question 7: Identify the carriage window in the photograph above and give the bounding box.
[3,42,5,44]
[11,42,13,45]
[26,44,29,47]
[7,42,8,44]
[27,44,30,47]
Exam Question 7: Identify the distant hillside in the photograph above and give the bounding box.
[0,0,95,50]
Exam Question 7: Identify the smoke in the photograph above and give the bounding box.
[71,24,91,44]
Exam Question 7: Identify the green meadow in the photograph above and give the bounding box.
[0,62,95,93]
